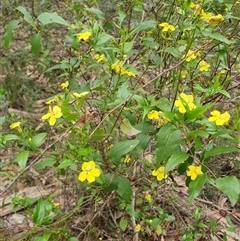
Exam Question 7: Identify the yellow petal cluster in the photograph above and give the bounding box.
[78,161,101,183]
[123,155,131,163]
[174,93,196,113]
[77,31,91,41]
[199,60,210,72]
[152,166,168,181]
[111,60,136,77]
[209,14,224,25]
[185,50,197,62]
[93,54,107,63]
[208,110,230,126]
[187,165,203,180]
[135,224,141,232]
[41,105,63,126]
[159,22,176,32]
[61,81,69,89]
[147,110,170,127]
[10,122,22,133]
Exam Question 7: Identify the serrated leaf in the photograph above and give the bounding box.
[15,151,29,171]
[108,140,139,165]
[37,12,69,26]
[216,176,240,205]
[165,152,189,173]
[189,174,207,203]
[119,219,128,231]
[120,119,141,136]
[16,6,37,29]
[4,20,19,51]
[30,133,46,149]
[204,146,239,160]
[30,33,41,56]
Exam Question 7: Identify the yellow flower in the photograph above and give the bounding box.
[93,54,107,63]
[77,31,91,41]
[181,70,188,79]
[187,165,203,180]
[135,224,141,232]
[145,194,152,201]
[71,91,89,99]
[123,155,131,163]
[159,22,176,32]
[78,161,101,183]
[147,110,159,120]
[111,60,136,77]
[174,93,196,113]
[152,166,168,181]
[111,60,123,73]
[208,110,230,126]
[53,202,60,207]
[61,81,69,89]
[10,122,22,133]
[185,50,197,62]
[46,96,63,105]
[200,10,212,20]
[199,60,210,72]
[157,113,170,127]
[209,14,224,25]
[41,106,63,126]
[120,68,136,77]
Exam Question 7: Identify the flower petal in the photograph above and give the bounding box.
[79,172,87,182]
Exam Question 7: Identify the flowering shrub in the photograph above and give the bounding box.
[2,0,240,240]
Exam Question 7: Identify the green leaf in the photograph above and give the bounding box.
[16,6,37,29]
[155,123,182,167]
[202,30,230,44]
[30,133,46,149]
[204,146,240,160]
[57,159,74,169]
[30,33,41,56]
[162,47,181,58]
[120,119,141,136]
[132,20,157,34]
[33,199,45,224]
[96,33,113,45]
[189,174,207,203]
[91,129,106,141]
[187,104,213,120]
[4,20,19,51]
[117,175,132,201]
[3,134,21,144]
[35,156,56,170]
[216,176,240,205]
[33,237,47,241]
[119,219,128,231]
[86,7,105,19]
[15,151,29,170]
[108,140,139,165]
[37,12,70,26]
[69,238,79,241]
[165,152,189,173]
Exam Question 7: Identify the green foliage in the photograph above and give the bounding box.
[2,0,240,239]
